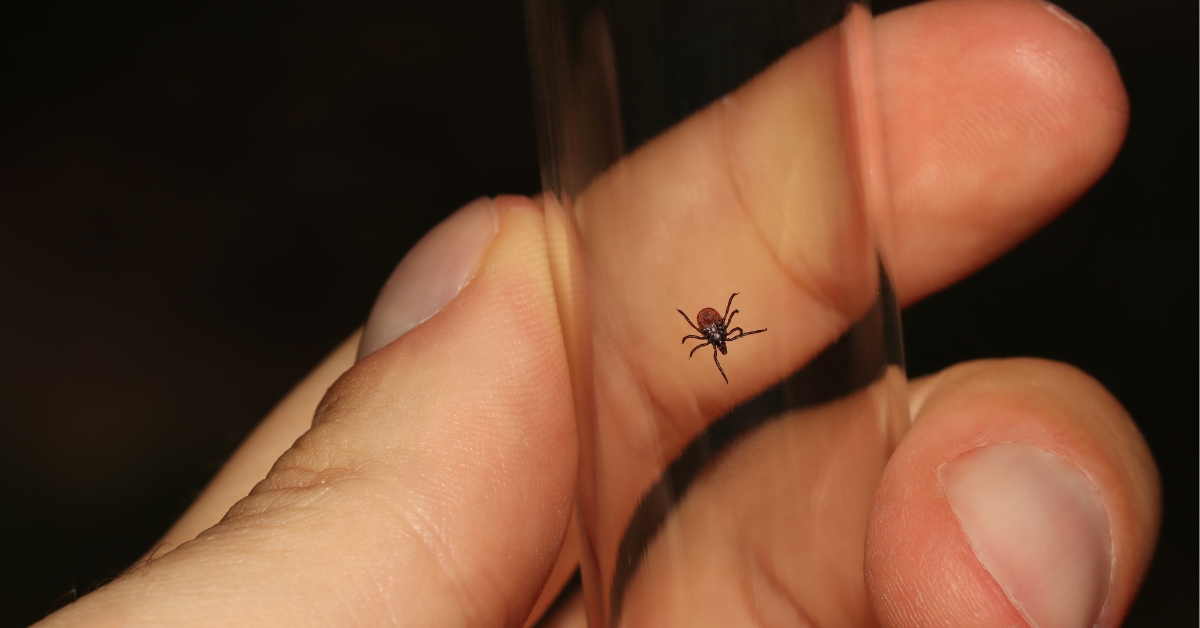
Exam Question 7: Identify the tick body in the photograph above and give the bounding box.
[677,292,767,384]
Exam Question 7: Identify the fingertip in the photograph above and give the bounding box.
[1039,1,1129,123]
[878,0,1130,305]
[865,359,1159,628]
[357,196,498,361]
[356,194,549,363]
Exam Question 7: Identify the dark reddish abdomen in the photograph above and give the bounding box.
[696,308,721,328]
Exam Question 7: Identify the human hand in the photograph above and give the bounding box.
[36,1,1158,627]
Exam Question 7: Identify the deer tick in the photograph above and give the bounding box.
[677,292,767,384]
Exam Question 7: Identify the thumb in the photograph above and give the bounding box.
[864,359,1160,628]
[40,196,578,627]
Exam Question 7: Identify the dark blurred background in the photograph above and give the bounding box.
[0,0,1193,625]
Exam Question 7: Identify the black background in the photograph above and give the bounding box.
[0,0,1193,625]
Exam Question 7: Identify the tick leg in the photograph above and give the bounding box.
[726,309,739,326]
[676,308,702,332]
[728,327,767,341]
[713,346,728,384]
[688,341,710,358]
[723,293,739,321]
[681,334,705,344]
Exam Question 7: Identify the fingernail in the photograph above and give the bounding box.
[941,443,1111,628]
[1042,2,1089,33]
[357,197,497,361]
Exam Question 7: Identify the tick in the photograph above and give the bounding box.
[677,292,767,384]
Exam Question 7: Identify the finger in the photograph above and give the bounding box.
[41,197,578,627]
[879,0,1128,305]
[865,359,1160,628]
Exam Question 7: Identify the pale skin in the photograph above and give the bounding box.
[36,1,1159,627]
